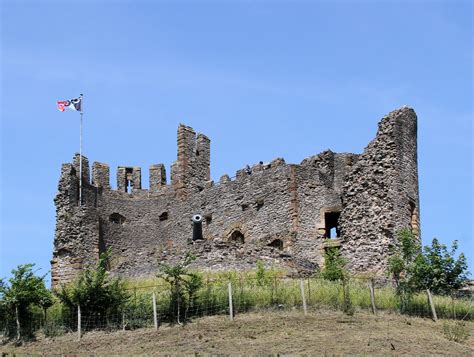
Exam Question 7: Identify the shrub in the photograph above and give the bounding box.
[320,247,347,282]
[157,252,203,324]
[443,320,470,343]
[56,250,129,331]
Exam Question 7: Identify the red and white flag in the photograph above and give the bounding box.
[57,97,82,112]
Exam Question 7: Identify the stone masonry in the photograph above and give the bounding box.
[51,107,420,288]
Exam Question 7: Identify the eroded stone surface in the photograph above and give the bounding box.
[51,108,419,288]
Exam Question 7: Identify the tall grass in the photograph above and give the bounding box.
[34,271,473,337]
[122,273,472,321]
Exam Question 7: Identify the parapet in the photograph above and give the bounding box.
[92,162,110,189]
[73,153,90,184]
[117,166,142,192]
[149,164,166,192]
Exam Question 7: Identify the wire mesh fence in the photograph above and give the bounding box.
[1,276,472,341]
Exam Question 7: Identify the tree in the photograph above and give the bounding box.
[157,252,203,324]
[56,250,129,330]
[411,238,469,296]
[0,264,52,340]
[388,229,470,311]
[388,229,421,288]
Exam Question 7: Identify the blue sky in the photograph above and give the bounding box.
[1,1,472,284]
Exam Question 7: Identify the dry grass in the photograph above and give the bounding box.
[4,310,473,356]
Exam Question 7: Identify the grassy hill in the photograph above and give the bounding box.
[4,310,473,355]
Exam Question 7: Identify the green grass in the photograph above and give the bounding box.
[121,272,472,321]
[34,270,472,337]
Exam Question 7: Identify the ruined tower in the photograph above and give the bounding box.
[51,107,419,288]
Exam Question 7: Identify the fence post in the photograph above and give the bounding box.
[300,279,307,315]
[274,276,278,304]
[307,278,311,302]
[369,279,377,314]
[228,282,234,321]
[426,289,438,322]
[15,305,21,341]
[152,291,158,330]
[77,305,82,341]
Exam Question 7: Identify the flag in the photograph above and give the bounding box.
[57,97,82,112]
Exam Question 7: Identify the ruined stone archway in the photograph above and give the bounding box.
[230,230,245,243]
[223,222,249,243]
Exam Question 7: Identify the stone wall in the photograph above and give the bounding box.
[51,107,419,288]
[338,107,419,273]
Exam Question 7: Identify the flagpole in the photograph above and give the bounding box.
[79,93,83,206]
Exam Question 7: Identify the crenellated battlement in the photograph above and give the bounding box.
[52,107,420,288]
[63,143,362,208]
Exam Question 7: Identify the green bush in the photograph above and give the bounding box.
[56,250,129,331]
[156,252,203,323]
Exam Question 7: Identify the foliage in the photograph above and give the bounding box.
[255,260,278,287]
[387,229,421,311]
[320,247,347,282]
[156,252,203,323]
[411,239,469,296]
[319,248,353,315]
[0,264,52,340]
[56,250,129,330]
[389,229,470,307]
[3,267,473,339]
[388,229,420,286]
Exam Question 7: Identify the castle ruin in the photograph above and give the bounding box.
[51,107,420,288]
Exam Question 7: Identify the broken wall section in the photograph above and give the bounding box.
[338,107,419,274]
[171,124,211,197]
[51,156,101,288]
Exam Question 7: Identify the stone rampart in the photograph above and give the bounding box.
[51,108,419,288]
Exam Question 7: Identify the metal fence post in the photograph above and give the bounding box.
[300,279,307,315]
[228,282,234,321]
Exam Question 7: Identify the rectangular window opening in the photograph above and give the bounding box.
[324,211,340,239]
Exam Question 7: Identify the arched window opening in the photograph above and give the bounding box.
[267,239,283,250]
[230,230,245,244]
[109,213,126,224]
